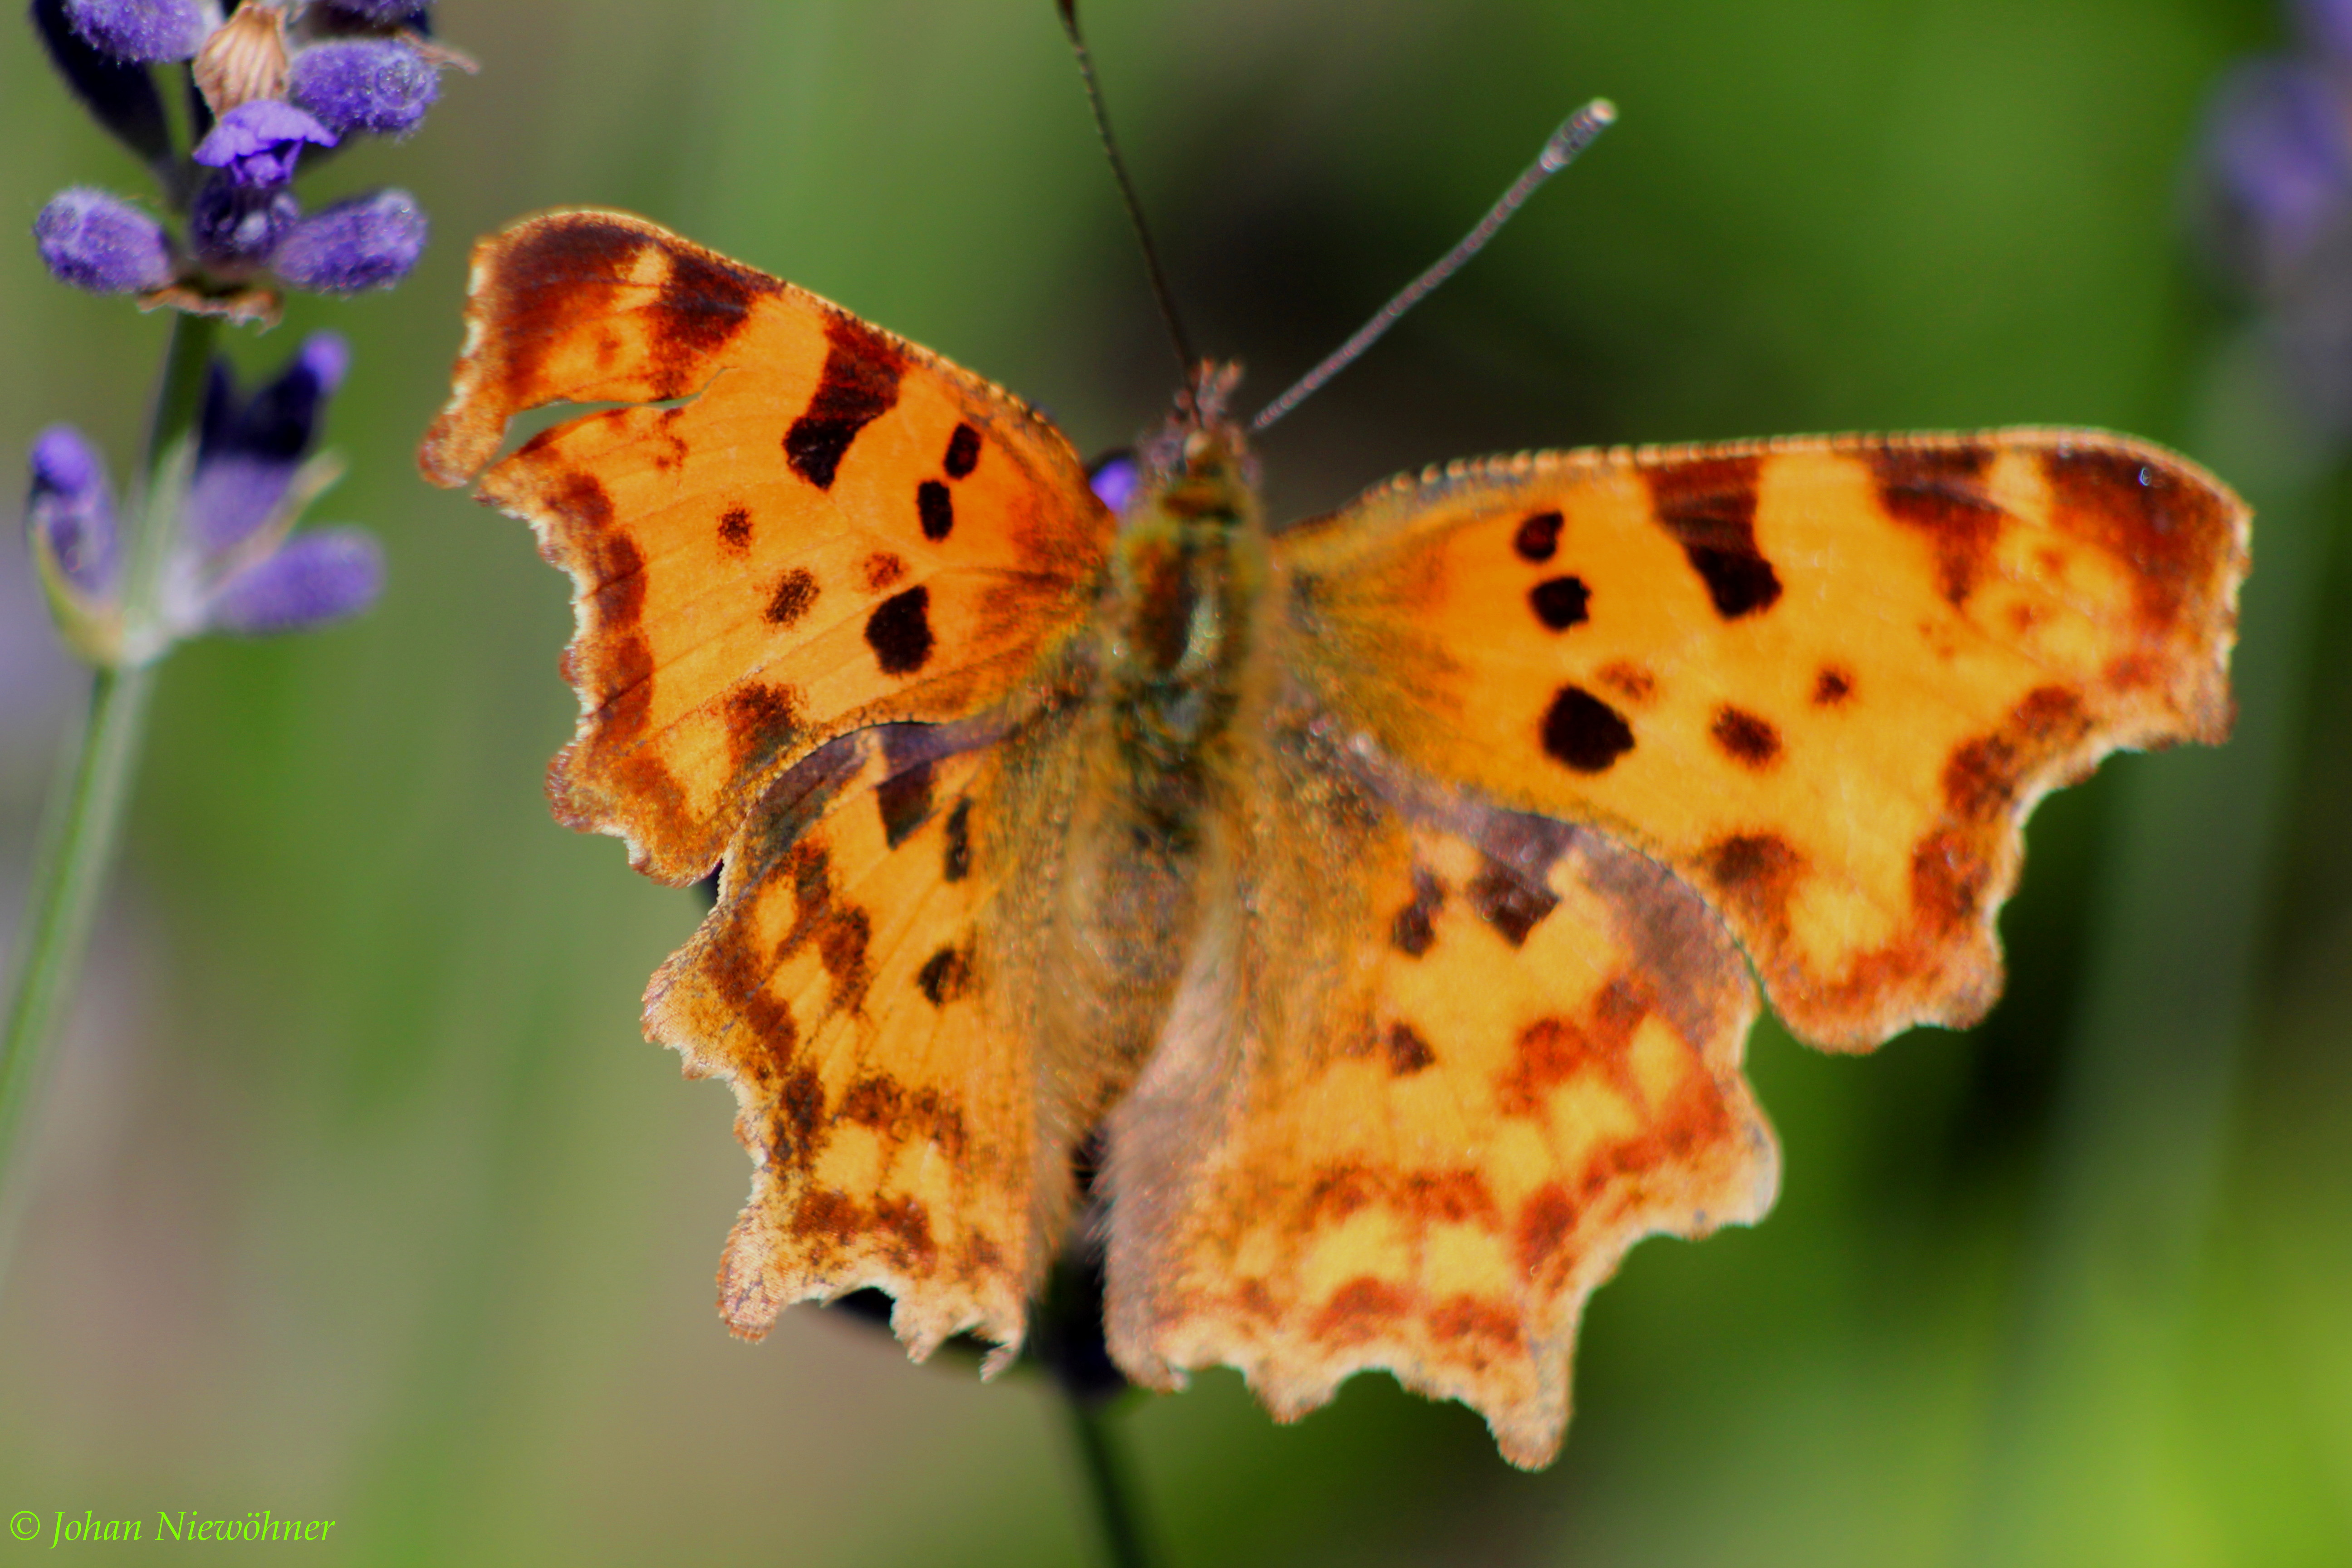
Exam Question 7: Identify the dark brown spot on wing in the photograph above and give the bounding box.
[1468,859,1559,948]
[1385,1021,1436,1076]
[553,470,615,534]
[723,681,802,770]
[1541,685,1635,773]
[652,241,780,372]
[1645,454,1782,618]
[1870,442,2002,608]
[1514,510,1563,563]
[1813,665,1854,706]
[784,314,905,490]
[865,585,935,675]
[1529,575,1592,631]
[916,945,971,1007]
[874,757,935,849]
[2043,446,2239,636]
[838,1074,969,1158]
[943,421,981,480]
[1710,705,1783,769]
[942,798,972,883]
[1942,685,2090,821]
[917,479,954,541]
[1702,832,1804,936]
[1389,867,1443,957]
[765,568,819,627]
[1429,1296,1520,1351]
[717,505,752,552]
[863,551,906,592]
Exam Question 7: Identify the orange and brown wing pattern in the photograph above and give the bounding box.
[1276,431,2249,1049]
[419,210,1112,883]
[647,725,1059,1359]
[1102,726,1774,1468]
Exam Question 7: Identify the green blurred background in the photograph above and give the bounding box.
[2,1,2347,1563]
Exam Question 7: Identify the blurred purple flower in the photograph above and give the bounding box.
[26,427,118,598]
[1088,451,1142,516]
[187,174,301,271]
[2295,0,2352,64]
[317,0,430,24]
[206,528,381,633]
[2200,5,2352,431]
[17,333,383,654]
[33,188,177,294]
[192,98,337,188]
[30,0,172,166]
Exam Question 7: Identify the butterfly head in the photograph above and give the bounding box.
[1107,360,1260,534]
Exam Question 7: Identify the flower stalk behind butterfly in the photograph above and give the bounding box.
[1,0,456,1275]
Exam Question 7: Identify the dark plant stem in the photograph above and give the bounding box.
[0,310,216,1278]
[1059,1392,1160,1568]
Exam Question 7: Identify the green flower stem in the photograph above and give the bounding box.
[1058,1393,1160,1568]
[0,310,217,1274]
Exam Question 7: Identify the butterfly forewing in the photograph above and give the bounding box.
[1274,431,2248,1050]
[420,211,1114,884]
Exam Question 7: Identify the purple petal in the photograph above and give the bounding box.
[289,38,439,137]
[193,98,338,188]
[62,0,209,64]
[186,332,349,554]
[271,188,425,293]
[26,426,120,598]
[33,186,177,294]
[206,528,383,634]
[31,0,173,164]
[1087,450,1141,515]
[184,454,294,557]
[2206,59,2352,275]
[189,173,300,268]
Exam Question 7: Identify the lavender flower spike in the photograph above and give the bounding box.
[186,330,348,555]
[63,0,211,64]
[290,38,439,137]
[26,426,119,601]
[34,187,177,294]
[272,189,426,293]
[205,527,382,635]
[194,99,338,189]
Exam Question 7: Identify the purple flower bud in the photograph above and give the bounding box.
[33,187,177,294]
[62,0,209,64]
[189,173,301,268]
[271,188,425,293]
[31,0,172,165]
[2206,59,2352,277]
[193,99,338,188]
[206,527,382,634]
[26,426,119,598]
[289,38,440,137]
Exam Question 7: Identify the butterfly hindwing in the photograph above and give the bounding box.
[420,210,1114,884]
[1274,431,2249,1049]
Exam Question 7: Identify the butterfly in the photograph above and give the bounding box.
[417,206,2246,1468]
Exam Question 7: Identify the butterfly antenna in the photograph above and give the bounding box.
[1058,0,1199,386]
[1250,98,1617,434]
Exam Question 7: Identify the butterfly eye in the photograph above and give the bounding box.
[1087,449,1141,516]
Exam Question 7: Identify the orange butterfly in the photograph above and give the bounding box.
[418,192,2244,1465]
